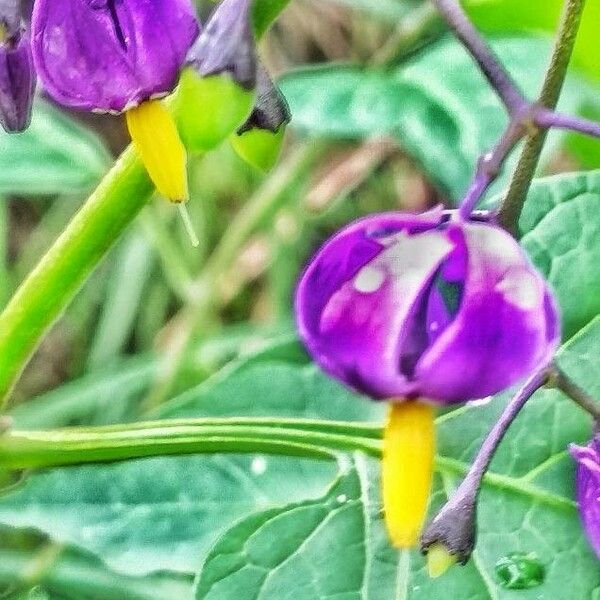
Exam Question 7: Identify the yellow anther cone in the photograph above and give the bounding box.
[126,99,188,203]
[382,400,435,548]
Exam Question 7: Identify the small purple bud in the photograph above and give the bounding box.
[31,0,199,113]
[237,63,290,135]
[187,0,256,90]
[0,7,35,133]
[0,0,19,36]
[295,209,560,404]
[570,437,600,559]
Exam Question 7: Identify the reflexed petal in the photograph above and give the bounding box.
[415,223,560,402]
[31,0,199,112]
[296,209,448,398]
[187,0,256,90]
[295,211,560,404]
[570,440,600,559]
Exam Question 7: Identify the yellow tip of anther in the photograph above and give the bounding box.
[177,203,200,248]
[382,400,435,548]
[126,99,188,203]
[427,543,457,578]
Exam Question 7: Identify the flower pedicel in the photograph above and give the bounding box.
[295,208,559,552]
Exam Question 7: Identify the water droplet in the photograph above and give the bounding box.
[336,494,348,504]
[494,552,545,589]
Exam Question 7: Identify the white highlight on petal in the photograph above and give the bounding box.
[496,268,542,310]
[354,265,385,293]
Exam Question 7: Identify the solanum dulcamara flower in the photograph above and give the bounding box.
[0,0,35,133]
[295,208,559,549]
[31,0,199,239]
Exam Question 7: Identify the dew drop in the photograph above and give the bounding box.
[494,552,545,589]
[336,494,348,504]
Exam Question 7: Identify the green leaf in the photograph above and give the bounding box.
[252,0,291,37]
[0,99,111,196]
[3,318,600,595]
[518,170,600,338]
[280,37,597,202]
[193,321,600,598]
[195,462,367,600]
[0,537,192,600]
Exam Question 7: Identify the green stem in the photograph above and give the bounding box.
[498,0,587,234]
[0,147,152,409]
[0,417,382,469]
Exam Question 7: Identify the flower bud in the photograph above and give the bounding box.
[0,3,36,133]
[175,0,256,152]
[295,209,560,404]
[570,436,600,559]
[230,63,291,171]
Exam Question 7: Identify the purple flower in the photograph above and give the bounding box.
[31,0,199,113]
[570,437,600,559]
[0,2,36,132]
[295,209,560,404]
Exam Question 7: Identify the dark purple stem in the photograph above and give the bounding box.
[551,365,600,422]
[457,115,528,219]
[421,365,550,562]
[431,0,527,113]
[535,108,600,139]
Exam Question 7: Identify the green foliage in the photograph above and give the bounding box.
[0,100,111,196]
[518,170,600,338]
[1,316,599,597]
[280,37,599,203]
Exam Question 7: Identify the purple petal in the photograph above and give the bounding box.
[295,212,560,404]
[32,0,199,113]
[0,29,36,133]
[570,440,600,559]
[415,223,559,402]
[295,208,448,398]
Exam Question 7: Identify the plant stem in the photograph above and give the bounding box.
[550,365,600,421]
[498,0,588,234]
[421,366,550,563]
[0,417,383,469]
[0,147,152,410]
[534,108,600,139]
[431,0,526,113]
[457,115,528,218]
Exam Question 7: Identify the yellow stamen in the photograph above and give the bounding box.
[125,99,188,203]
[427,543,457,578]
[382,400,435,548]
[0,24,7,44]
